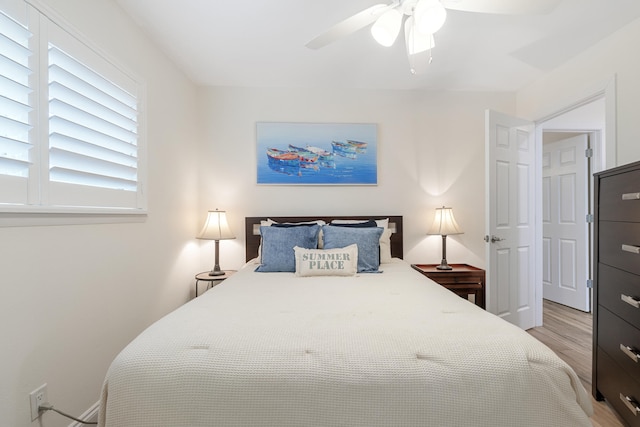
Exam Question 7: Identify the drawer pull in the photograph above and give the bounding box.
[622,244,640,254]
[622,192,640,200]
[622,294,640,308]
[620,344,640,363]
[620,394,640,416]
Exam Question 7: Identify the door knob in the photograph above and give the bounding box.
[484,235,505,243]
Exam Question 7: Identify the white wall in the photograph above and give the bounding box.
[517,16,640,166]
[0,1,202,426]
[197,86,516,271]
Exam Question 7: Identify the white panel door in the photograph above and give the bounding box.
[485,110,536,330]
[542,134,590,311]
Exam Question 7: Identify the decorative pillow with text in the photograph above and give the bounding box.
[294,244,358,277]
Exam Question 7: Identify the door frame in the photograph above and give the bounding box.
[531,76,616,325]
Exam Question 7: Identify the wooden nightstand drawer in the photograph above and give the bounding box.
[411,264,485,309]
[424,273,484,285]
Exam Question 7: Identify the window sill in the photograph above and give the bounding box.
[0,206,147,227]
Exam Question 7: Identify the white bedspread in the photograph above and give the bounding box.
[99,259,592,426]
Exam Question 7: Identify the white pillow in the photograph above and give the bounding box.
[294,244,358,277]
[379,228,392,264]
[330,218,392,263]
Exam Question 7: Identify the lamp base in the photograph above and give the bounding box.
[209,239,225,276]
[437,235,452,270]
[436,257,452,270]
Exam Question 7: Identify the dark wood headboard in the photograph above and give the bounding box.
[245,216,403,262]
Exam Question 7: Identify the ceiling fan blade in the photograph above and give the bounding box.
[441,0,561,15]
[306,2,400,49]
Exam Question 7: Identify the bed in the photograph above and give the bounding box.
[98,215,593,427]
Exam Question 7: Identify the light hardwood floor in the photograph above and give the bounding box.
[527,300,624,427]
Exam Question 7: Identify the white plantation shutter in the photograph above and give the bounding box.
[0,9,33,204]
[45,18,142,210]
[48,45,139,202]
[0,0,146,215]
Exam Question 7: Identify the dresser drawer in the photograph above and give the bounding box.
[598,307,640,384]
[597,348,640,427]
[599,221,640,275]
[599,168,640,222]
[598,263,640,329]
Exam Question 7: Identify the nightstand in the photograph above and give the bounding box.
[411,264,486,309]
[195,270,235,297]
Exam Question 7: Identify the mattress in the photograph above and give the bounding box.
[98,259,593,426]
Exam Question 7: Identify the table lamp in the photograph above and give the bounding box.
[197,209,236,276]
[427,206,463,270]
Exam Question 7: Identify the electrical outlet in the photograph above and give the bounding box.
[29,383,48,421]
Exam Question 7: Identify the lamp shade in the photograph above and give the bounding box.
[197,209,236,240]
[427,206,463,236]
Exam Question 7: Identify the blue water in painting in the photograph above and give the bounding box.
[257,123,377,185]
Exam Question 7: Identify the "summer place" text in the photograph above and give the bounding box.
[301,251,351,270]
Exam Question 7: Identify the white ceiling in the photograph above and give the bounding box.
[114,0,640,91]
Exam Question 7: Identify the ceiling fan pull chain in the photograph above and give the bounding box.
[429,37,434,64]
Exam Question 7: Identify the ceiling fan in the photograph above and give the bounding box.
[306,0,561,74]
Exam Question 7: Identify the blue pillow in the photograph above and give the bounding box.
[322,225,384,273]
[256,225,320,272]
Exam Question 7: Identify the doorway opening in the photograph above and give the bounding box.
[537,96,606,315]
[542,131,596,312]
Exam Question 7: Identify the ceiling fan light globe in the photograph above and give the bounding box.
[414,0,447,35]
[371,8,402,47]
[404,16,435,55]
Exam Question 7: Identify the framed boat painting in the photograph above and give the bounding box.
[256,122,377,185]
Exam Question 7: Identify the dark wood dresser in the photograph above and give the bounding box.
[594,160,640,426]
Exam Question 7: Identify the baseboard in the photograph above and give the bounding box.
[68,400,99,427]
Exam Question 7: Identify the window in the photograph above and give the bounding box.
[0,0,146,216]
